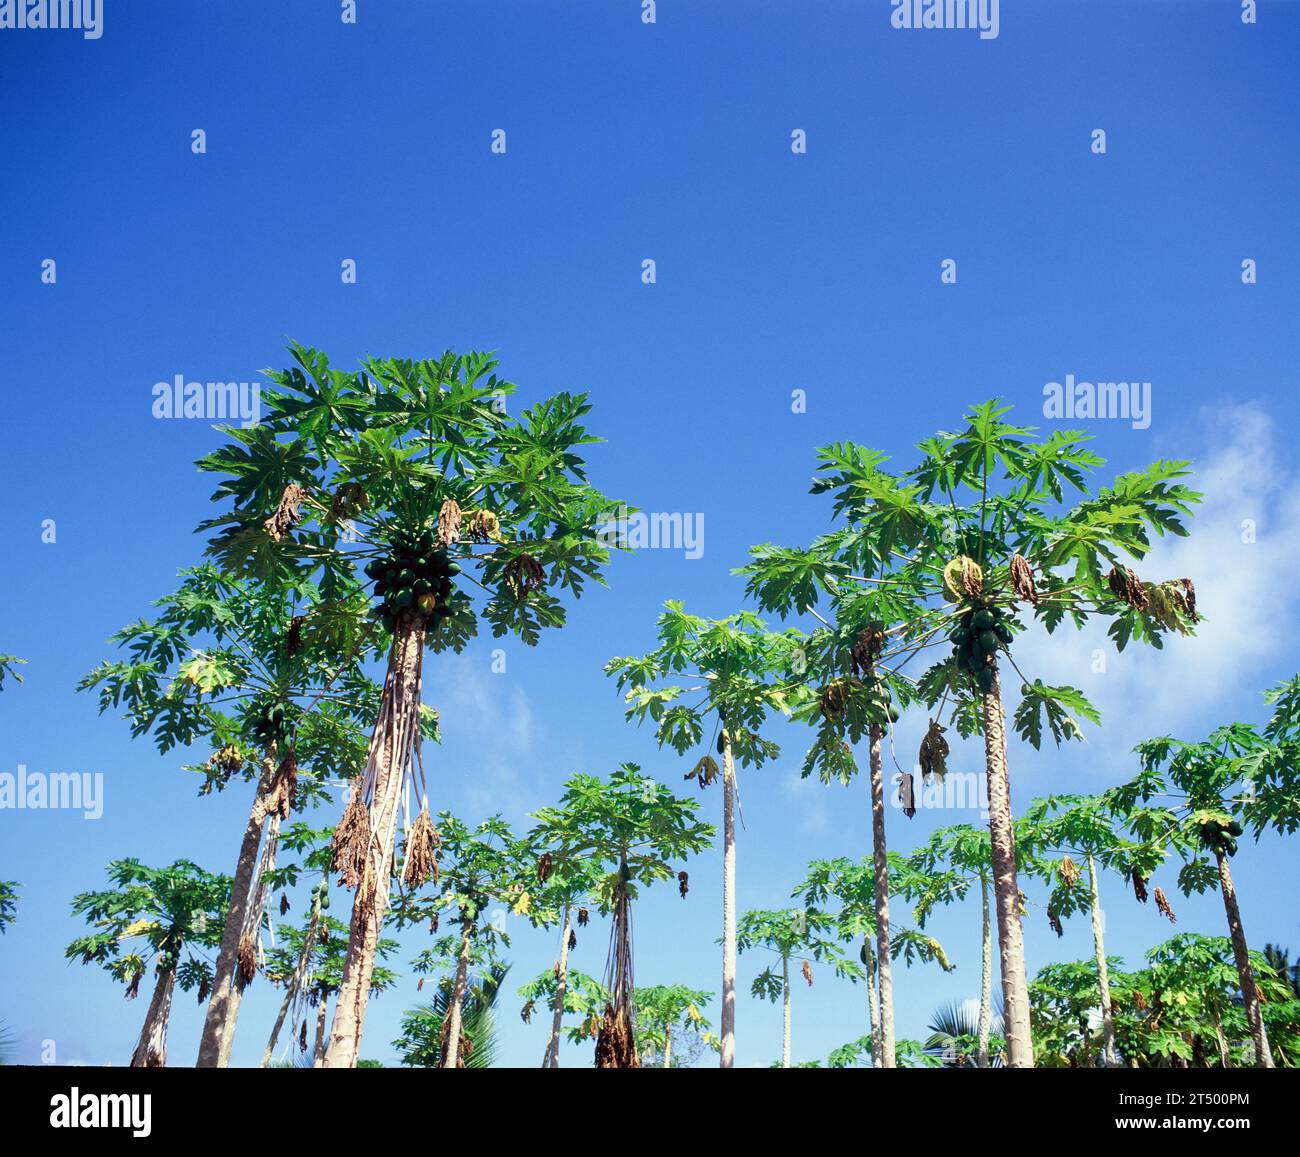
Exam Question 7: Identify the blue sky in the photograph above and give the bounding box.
[1,0,1298,1067]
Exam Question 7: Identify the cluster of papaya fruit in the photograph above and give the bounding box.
[949,599,1013,694]
[251,698,292,747]
[1198,816,1244,858]
[363,528,460,632]
[311,878,331,911]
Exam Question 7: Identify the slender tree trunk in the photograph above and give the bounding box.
[1215,850,1274,1068]
[662,1024,673,1068]
[977,871,992,1068]
[324,615,426,1067]
[781,954,791,1069]
[131,964,176,1067]
[313,998,329,1067]
[720,734,737,1069]
[867,724,897,1068]
[1210,1003,1231,1068]
[1086,854,1118,1066]
[260,893,322,1068]
[863,934,881,1065]
[196,752,274,1067]
[980,665,1033,1067]
[544,905,572,1068]
[441,922,474,1069]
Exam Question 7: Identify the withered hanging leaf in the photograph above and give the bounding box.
[1154,886,1177,924]
[402,809,440,887]
[686,755,719,789]
[594,1004,640,1069]
[942,555,984,602]
[299,1020,308,1052]
[331,777,372,891]
[1009,553,1038,605]
[801,959,814,987]
[237,931,258,985]
[264,483,307,542]
[1016,889,1028,918]
[1132,870,1149,904]
[285,615,305,657]
[918,719,949,782]
[1106,565,1149,611]
[504,553,546,599]
[1048,909,1064,938]
[466,509,502,543]
[197,976,210,1005]
[677,871,689,899]
[436,499,463,548]
[568,929,578,952]
[537,852,553,884]
[279,892,290,916]
[819,677,858,720]
[850,624,885,677]
[521,999,534,1024]
[1133,990,1149,1012]
[577,907,589,927]
[429,914,438,934]
[417,977,425,992]
[898,771,917,819]
[1059,856,1081,887]
[125,971,142,1001]
[329,481,368,521]
[266,748,298,821]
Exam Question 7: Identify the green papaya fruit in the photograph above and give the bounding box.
[979,630,999,653]
[973,609,996,630]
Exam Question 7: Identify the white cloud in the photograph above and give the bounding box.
[1009,401,1300,767]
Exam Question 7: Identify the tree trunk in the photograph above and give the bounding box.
[324,614,426,1067]
[313,997,329,1067]
[977,871,992,1068]
[260,892,322,1068]
[980,665,1033,1066]
[1210,1003,1231,1068]
[662,1023,673,1068]
[441,922,474,1069]
[720,733,737,1069]
[1215,850,1274,1068]
[544,905,572,1068]
[1086,854,1118,1066]
[781,953,791,1069]
[867,724,897,1068]
[131,963,176,1067]
[196,752,274,1067]
[863,934,881,1065]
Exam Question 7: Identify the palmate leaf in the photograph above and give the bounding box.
[739,543,842,618]
[1012,680,1100,749]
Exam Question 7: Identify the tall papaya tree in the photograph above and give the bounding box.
[1020,793,1170,1067]
[392,814,529,1068]
[634,985,716,1067]
[80,563,382,1067]
[1113,677,1300,1068]
[518,967,609,1065]
[525,849,602,1067]
[607,603,796,1067]
[905,824,1005,1066]
[529,764,715,1067]
[66,858,228,1066]
[743,402,1201,1064]
[196,345,626,1066]
[797,853,954,1067]
[737,906,862,1069]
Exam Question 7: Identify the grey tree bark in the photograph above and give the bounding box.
[1215,850,1274,1068]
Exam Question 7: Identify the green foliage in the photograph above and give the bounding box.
[0,881,17,934]
[0,654,26,691]
[393,963,510,1068]
[65,859,229,993]
[528,764,714,908]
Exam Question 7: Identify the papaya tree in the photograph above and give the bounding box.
[391,814,529,1068]
[0,881,17,934]
[607,602,796,1066]
[634,985,716,1067]
[736,906,863,1068]
[525,848,602,1067]
[66,858,228,1066]
[529,764,714,1067]
[80,564,383,1066]
[196,345,626,1066]
[1019,793,1170,1066]
[1113,678,1300,1068]
[742,402,1201,1064]
[0,654,25,690]
[795,854,953,1066]
[518,967,608,1065]
[905,824,1008,1066]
